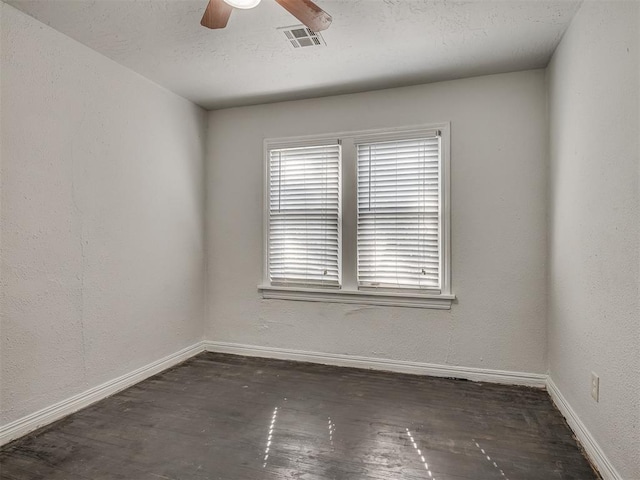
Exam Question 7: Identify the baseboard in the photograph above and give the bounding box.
[546,377,621,480]
[0,342,204,447]
[203,341,547,387]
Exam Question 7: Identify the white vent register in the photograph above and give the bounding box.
[279,25,326,48]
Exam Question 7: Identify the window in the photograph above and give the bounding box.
[268,144,341,287]
[357,137,441,290]
[261,125,453,309]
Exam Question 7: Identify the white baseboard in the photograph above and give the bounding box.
[546,377,621,480]
[203,341,547,388]
[0,342,204,447]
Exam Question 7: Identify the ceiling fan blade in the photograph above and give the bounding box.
[275,0,332,32]
[201,0,233,29]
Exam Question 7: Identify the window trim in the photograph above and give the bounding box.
[260,123,454,309]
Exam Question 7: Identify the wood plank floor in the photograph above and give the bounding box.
[1,353,598,480]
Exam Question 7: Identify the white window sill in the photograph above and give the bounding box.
[258,285,455,310]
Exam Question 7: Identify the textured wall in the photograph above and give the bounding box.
[205,70,548,374]
[547,2,640,478]
[0,4,206,426]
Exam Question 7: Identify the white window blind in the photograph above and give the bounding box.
[268,144,341,287]
[357,135,441,290]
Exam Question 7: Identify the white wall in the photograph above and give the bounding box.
[0,4,207,427]
[206,70,548,375]
[547,2,640,478]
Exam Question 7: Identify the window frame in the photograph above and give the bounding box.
[260,123,454,309]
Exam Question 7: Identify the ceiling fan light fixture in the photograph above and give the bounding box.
[201,0,331,31]
[222,0,261,9]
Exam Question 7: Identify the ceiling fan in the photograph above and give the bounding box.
[200,0,332,32]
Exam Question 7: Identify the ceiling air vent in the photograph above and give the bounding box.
[279,25,326,48]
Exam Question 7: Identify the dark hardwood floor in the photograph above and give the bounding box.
[1,353,598,480]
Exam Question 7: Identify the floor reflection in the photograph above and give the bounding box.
[263,406,278,468]
[473,439,510,479]
[328,416,335,449]
[406,427,437,479]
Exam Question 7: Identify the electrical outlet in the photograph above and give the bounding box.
[591,372,600,402]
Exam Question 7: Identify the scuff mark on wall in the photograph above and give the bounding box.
[344,306,378,317]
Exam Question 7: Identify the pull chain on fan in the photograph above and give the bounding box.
[200,0,332,32]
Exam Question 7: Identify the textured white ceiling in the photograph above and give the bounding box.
[6,0,580,109]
